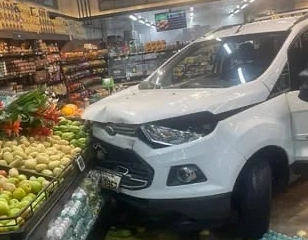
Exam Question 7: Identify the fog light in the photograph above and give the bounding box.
[177,166,197,183]
[167,164,207,186]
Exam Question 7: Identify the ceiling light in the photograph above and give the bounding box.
[146,22,151,26]
[129,15,138,21]
[223,43,232,55]
[190,12,194,17]
[238,67,246,83]
[190,7,194,11]
[241,4,248,9]
[138,18,146,24]
[250,0,255,2]
[151,24,156,28]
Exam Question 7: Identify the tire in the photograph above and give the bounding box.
[236,159,272,239]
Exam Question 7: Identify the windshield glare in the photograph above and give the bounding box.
[139,32,289,90]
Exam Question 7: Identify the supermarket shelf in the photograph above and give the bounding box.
[63,64,106,74]
[0,30,70,41]
[109,49,169,59]
[0,52,44,58]
[0,72,34,82]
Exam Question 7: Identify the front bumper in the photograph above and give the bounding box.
[112,191,231,222]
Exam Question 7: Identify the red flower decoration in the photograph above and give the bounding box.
[2,121,22,137]
[31,126,52,136]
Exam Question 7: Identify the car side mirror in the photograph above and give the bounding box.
[299,69,308,102]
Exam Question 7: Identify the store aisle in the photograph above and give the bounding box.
[92,177,308,240]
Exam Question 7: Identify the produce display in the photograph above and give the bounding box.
[0,135,82,177]
[60,104,84,119]
[0,88,91,237]
[53,118,88,149]
[45,170,104,240]
[0,167,52,232]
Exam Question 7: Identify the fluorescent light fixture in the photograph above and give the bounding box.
[190,6,194,11]
[129,15,138,21]
[241,3,248,9]
[238,67,246,84]
[223,43,232,55]
[250,0,255,2]
[190,12,194,17]
[216,38,222,42]
[138,18,146,24]
[146,22,151,26]
[234,9,240,14]
[151,24,156,28]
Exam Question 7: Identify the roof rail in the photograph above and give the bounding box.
[254,8,308,22]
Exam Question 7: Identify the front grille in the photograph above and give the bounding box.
[94,122,137,137]
[93,137,154,190]
[113,125,136,136]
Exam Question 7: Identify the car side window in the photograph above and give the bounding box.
[288,30,308,90]
[269,63,291,98]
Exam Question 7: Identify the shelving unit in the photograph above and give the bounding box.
[60,40,109,104]
[0,37,68,96]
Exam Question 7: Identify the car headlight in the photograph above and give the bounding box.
[139,111,218,148]
[141,125,202,146]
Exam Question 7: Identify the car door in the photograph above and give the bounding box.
[286,30,308,161]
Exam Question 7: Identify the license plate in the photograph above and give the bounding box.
[100,171,121,191]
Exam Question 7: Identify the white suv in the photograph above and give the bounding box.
[83,11,308,239]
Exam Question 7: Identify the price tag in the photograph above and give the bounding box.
[75,155,85,172]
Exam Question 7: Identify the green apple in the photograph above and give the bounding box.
[0,198,8,204]
[19,183,32,194]
[8,177,19,185]
[18,200,30,209]
[13,188,26,201]
[9,208,20,217]
[18,174,27,182]
[0,194,10,202]
[0,201,10,216]
[21,196,33,203]
[9,199,20,208]
[30,181,42,194]
[19,180,31,186]
[29,176,36,181]
[26,193,36,200]
[36,177,45,183]
[1,191,12,197]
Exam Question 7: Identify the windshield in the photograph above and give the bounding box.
[140,31,289,90]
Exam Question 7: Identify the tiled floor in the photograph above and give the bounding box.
[94,178,308,240]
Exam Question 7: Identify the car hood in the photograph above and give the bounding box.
[82,81,269,124]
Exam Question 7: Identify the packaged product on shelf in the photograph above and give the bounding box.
[45,170,105,240]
